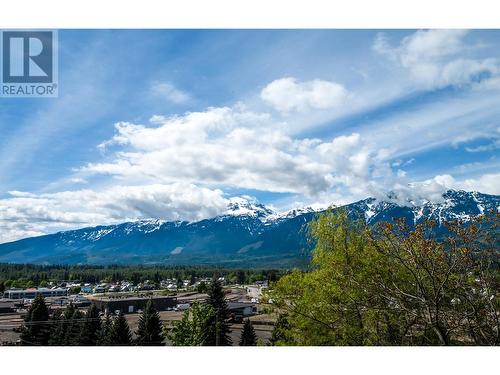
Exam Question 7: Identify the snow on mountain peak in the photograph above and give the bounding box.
[224,197,329,221]
[265,204,329,222]
[224,196,275,218]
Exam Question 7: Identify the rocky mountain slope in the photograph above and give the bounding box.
[0,190,497,266]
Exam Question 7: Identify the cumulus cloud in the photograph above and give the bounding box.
[380,172,500,208]
[260,77,349,113]
[429,173,500,196]
[0,183,228,243]
[150,81,191,104]
[374,29,500,89]
[366,171,500,207]
[80,107,392,198]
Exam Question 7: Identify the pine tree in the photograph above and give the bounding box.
[48,303,75,345]
[204,278,232,346]
[65,309,84,345]
[110,311,132,345]
[48,310,63,345]
[97,314,113,345]
[239,319,257,346]
[135,299,164,345]
[20,294,50,345]
[79,304,102,345]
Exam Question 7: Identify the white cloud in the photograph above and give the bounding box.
[423,173,500,196]
[374,30,500,89]
[80,107,392,198]
[465,140,500,153]
[150,81,191,104]
[70,177,88,184]
[260,77,349,113]
[83,103,500,212]
[461,173,500,195]
[352,91,500,159]
[465,129,500,153]
[367,172,500,207]
[0,183,227,243]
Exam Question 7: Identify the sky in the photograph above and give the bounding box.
[0,29,499,243]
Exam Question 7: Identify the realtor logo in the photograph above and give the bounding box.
[1,30,58,97]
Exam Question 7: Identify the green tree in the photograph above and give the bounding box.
[135,299,164,345]
[47,310,63,345]
[97,314,113,345]
[189,273,196,286]
[110,312,132,345]
[269,314,293,346]
[204,278,232,346]
[79,304,102,345]
[239,319,257,346]
[69,285,81,294]
[20,294,50,345]
[65,309,84,345]
[25,280,35,288]
[38,280,48,288]
[196,281,208,293]
[49,303,76,345]
[168,302,215,346]
[271,210,373,345]
[271,210,500,346]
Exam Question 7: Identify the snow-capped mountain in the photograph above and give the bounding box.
[224,197,275,218]
[0,190,497,266]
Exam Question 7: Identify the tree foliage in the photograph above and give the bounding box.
[205,278,232,346]
[64,309,84,345]
[271,210,500,345]
[239,319,257,346]
[168,279,233,346]
[135,299,165,345]
[110,311,133,345]
[269,313,293,346]
[97,314,113,346]
[168,302,215,346]
[20,294,50,346]
[79,304,102,345]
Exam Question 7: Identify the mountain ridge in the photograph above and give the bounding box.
[0,190,497,267]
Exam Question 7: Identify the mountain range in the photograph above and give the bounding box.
[0,190,498,267]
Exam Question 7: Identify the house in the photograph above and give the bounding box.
[81,286,93,293]
[90,295,177,314]
[72,295,91,307]
[93,285,107,294]
[120,283,131,292]
[228,302,256,322]
[108,285,121,293]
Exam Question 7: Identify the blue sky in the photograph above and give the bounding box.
[0,29,499,242]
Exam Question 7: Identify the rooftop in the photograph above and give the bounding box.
[89,295,177,302]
